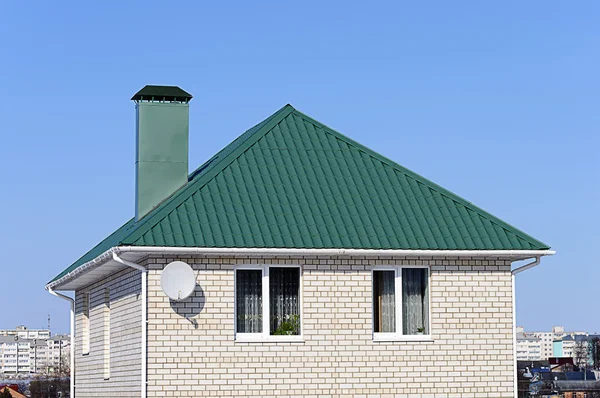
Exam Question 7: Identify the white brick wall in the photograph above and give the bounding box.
[75,268,142,397]
[143,255,514,398]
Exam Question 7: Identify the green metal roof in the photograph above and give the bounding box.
[50,104,549,283]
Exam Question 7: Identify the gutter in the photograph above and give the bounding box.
[47,287,75,398]
[112,253,147,398]
[46,246,555,290]
[510,256,542,398]
[511,257,541,275]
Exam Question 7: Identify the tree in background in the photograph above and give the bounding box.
[56,350,70,379]
[29,376,69,398]
[29,351,71,398]
[573,340,589,368]
[591,337,600,370]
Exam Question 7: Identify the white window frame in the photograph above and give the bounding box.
[234,264,304,343]
[372,265,432,342]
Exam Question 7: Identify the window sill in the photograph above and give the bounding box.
[373,334,434,342]
[235,335,304,343]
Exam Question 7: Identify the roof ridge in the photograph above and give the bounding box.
[288,108,549,249]
[187,104,295,182]
[121,104,295,245]
[50,104,551,285]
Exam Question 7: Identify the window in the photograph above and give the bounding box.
[103,288,110,380]
[372,267,430,340]
[82,293,90,355]
[235,266,301,341]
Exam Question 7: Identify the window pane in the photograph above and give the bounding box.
[269,267,300,335]
[373,271,396,333]
[236,270,262,333]
[402,268,429,335]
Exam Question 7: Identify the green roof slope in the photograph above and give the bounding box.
[51,104,549,283]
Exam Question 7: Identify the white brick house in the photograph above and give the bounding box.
[47,85,553,397]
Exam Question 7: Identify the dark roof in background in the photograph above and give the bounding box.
[517,360,549,370]
[50,104,550,284]
[574,334,600,342]
[554,380,600,392]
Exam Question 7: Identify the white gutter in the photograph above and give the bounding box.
[112,253,147,398]
[511,256,541,276]
[118,246,555,258]
[47,246,555,291]
[47,287,75,398]
[510,256,542,398]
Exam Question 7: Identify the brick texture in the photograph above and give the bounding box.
[142,255,514,398]
[74,268,142,397]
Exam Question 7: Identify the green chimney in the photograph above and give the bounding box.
[131,85,193,220]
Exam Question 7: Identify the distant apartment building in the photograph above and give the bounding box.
[516,332,543,360]
[0,329,70,375]
[40,334,70,373]
[517,325,589,360]
[552,334,600,368]
[549,327,588,361]
[0,325,51,340]
[535,334,553,358]
[0,336,32,374]
[553,335,575,359]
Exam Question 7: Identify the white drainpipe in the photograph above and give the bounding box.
[112,253,147,398]
[47,287,75,398]
[511,256,541,398]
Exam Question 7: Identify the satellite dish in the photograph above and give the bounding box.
[161,261,196,301]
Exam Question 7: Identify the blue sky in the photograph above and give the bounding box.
[0,1,598,334]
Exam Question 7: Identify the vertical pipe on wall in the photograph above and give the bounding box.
[70,299,75,398]
[512,273,517,398]
[511,257,540,398]
[141,270,147,398]
[112,253,147,398]
[48,288,75,398]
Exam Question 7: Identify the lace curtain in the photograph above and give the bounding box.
[374,271,396,333]
[269,267,300,335]
[236,270,262,333]
[402,268,429,334]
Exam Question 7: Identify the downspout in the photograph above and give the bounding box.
[112,253,147,398]
[47,287,75,398]
[511,256,541,398]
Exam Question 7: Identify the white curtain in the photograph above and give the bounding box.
[236,270,262,333]
[374,271,396,333]
[269,268,300,335]
[402,268,429,334]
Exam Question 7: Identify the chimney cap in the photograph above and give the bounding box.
[131,85,193,102]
